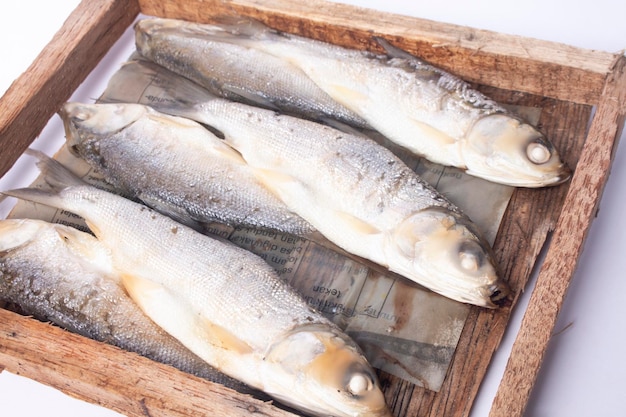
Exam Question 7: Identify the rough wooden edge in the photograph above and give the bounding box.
[0,308,297,417]
[0,1,623,416]
[0,0,140,179]
[488,55,626,417]
[137,0,620,105]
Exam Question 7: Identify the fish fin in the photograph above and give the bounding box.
[319,118,370,138]
[137,194,206,233]
[248,169,305,205]
[121,273,253,357]
[373,36,428,63]
[251,169,380,236]
[0,219,43,252]
[334,211,380,235]
[210,15,276,39]
[221,84,282,112]
[324,84,369,109]
[100,59,216,120]
[1,187,69,212]
[121,272,193,334]
[23,148,87,189]
[409,119,457,147]
[1,150,91,214]
[199,317,254,355]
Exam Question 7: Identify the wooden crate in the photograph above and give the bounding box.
[0,1,624,416]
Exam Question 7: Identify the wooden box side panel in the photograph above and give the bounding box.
[0,1,624,417]
[138,0,619,105]
[0,308,296,417]
[0,0,139,178]
[490,55,626,417]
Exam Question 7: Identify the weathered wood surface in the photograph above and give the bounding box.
[137,0,620,105]
[1,89,587,417]
[0,0,139,179]
[371,86,591,417]
[0,308,297,417]
[489,55,626,417]
[0,1,624,417]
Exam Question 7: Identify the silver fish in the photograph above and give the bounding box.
[134,18,370,129]
[135,17,570,188]
[102,63,509,308]
[2,151,391,417]
[0,218,253,393]
[59,101,314,236]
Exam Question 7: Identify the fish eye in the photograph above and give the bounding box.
[346,372,374,396]
[457,240,484,272]
[459,251,479,271]
[71,111,89,123]
[526,139,552,165]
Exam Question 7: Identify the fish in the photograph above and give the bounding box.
[0,217,254,394]
[2,150,391,417]
[59,100,315,236]
[98,62,509,308]
[133,18,370,130]
[134,17,571,188]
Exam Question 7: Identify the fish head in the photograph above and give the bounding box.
[59,102,147,159]
[0,218,48,253]
[388,207,510,308]
[262,324,392,417]
[463,114,571,187]
[0,218,115,275]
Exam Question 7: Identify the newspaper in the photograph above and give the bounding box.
[5,59,539,391]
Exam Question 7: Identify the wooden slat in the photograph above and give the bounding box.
[0,308,297,417]
[489,55,626,417]
[137,0,619,105]
[1,1,625,417]
[0,0,140,179]
[424,92,591,417]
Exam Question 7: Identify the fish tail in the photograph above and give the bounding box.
[23,149,86,190]
[1,150,86,211]
[0,219,44,252]
[100,59,216,121]
[1,186,69,214]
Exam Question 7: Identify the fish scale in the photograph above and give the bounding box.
[0,218,254,393]
[2,151,391,417]
[135,18,370,129]
[135,17,571,187]
[61,102,315,236]
[97,58,509,307]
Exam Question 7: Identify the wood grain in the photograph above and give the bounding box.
[1,1,625,417]
[0,0,139,179]
[137,0,619,105]
[489,55,626,417]
[0,308,297,417]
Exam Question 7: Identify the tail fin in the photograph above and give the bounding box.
[1,149,87,211]
[23,148,87,190]
[98,59,219,120]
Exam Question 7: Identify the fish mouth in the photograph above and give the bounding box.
[465,161,572,188]
[548,162,573,186]
[485,281,512,308]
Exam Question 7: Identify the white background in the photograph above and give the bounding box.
[1,1,625,416]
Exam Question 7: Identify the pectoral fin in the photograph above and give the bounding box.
[324,84,368,109]
[121,273,253,360]
[335,211,380,235]
[251,168,302,199]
